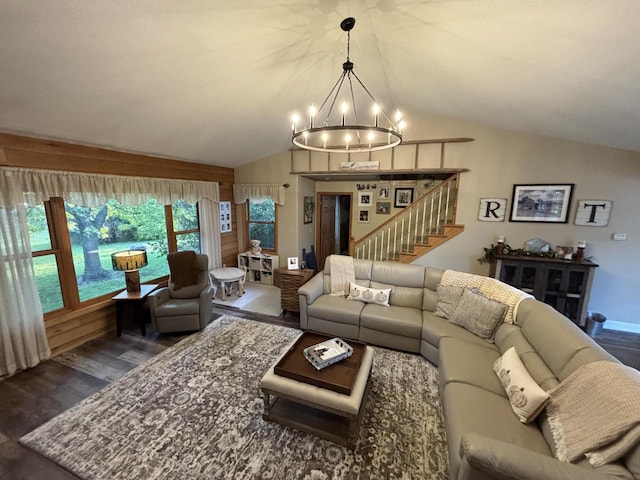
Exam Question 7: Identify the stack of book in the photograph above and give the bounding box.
[303,337,353,370]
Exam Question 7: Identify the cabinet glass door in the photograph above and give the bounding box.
[520,266,537,294]
[500,264,517,286]
[544,268,564,308]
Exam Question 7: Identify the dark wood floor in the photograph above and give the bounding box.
[0,308,637,479]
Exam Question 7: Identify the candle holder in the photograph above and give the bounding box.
[575,246,585,262]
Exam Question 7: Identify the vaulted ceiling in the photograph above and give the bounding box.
[1,1,639,167]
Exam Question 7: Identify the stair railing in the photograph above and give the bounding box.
[350,173,460,261]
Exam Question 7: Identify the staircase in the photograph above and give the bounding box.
[350,173,464,263]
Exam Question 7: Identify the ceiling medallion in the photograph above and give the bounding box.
[291,17,404,154]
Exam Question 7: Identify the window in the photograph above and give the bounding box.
[26,196,200,313]
[65,199,170,302]
[247,198,277,251]
[26,202,64,313]
[172,200,201,253]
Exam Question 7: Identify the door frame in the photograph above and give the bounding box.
[315,192,353,269]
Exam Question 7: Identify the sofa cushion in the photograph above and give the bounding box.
[434,284,464,319]
[360,304,423,338]
[517,299,616,381]
[495,323,559,392]
[422,267,444,312]
[371,261,425,288]
[347,282,391,306]
[307,294,364,326]
[371,281,423,309]
[154,298,200,317]
[438,337,503,396]
[322,257,372,294]
[442,381,553,480]
[449,288,507,343]
[493,346,549,423]
[422,311,500,351]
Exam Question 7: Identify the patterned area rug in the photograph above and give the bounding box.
[21,315,448,479]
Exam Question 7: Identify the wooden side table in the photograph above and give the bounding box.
[275,268,314,315]
[112,284,159,337]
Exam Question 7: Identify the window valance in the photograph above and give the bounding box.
[232,184,285,206]
[0,167,219,208]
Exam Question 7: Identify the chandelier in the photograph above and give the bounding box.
[291,17,404,154]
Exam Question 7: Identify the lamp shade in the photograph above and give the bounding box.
[111,250,148,272]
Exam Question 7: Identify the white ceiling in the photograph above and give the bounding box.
[1,1,640,167]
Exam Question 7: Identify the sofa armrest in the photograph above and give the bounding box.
[198,285,214,329]
[148,287,170,309]
[298,272,324,330]
[298,272,324,305]
[458,433,610,480]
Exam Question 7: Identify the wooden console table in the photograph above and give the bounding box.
[275,267,314,315]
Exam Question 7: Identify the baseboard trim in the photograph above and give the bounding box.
[605,320,640,334]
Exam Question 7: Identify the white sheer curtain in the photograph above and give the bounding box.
[199,198,223,270]
[232,184,285,205]
[0,188,51,376]
[0,166,220,376]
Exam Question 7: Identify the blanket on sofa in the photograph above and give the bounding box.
[546,360,640,466]
[440,270,532,324]
[329,255,355,296]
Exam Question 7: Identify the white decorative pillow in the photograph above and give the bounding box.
[493,346,549,424]
[449,288,507,342]
[347,282,391,306]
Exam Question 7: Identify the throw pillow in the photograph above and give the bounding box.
[493,346,549,423]
[449,288,507,342]
[168,250,200,290]
[434,284,464,319]
[347,282,391,306]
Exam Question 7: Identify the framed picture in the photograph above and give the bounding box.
[303,196,314,224]
[509,184,574,223]
[376,201,391,215]
[377,183,390,199]
[287,257,299,270]
[555,246,574,260]
[478,198,507,222]
[219,201,232,232]
[358,192,372,206]
[574,199,612,227]
[358,209,370,223]
[394,187,414,208]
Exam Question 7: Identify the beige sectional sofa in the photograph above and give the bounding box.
[298,255,640,480]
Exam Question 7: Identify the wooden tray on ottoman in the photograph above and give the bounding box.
[274,331,366,395]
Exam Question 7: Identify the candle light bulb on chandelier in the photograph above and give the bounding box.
[309,105,316,128]
[291,113,299,132]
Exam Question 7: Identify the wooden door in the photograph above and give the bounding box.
[318,194,336,270]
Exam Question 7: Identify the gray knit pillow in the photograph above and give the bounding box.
[434,284,465,319]
[449,288,508,342]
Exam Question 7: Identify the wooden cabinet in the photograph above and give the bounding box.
[274,267,315,315]
[491,255,598,327]
[237,253,279,285]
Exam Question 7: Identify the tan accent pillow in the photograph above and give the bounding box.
[434,284,464,319]
[168,251,200,290]
[347,281,391,306]
[449,288,507,342]
[493,346,549,423]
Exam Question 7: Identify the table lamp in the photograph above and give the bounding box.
[111,249,148,292]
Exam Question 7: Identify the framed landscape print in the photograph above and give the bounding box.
[509,184,573,223]
[394,187,414,208]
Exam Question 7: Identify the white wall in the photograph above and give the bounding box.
[237,112,640,329]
